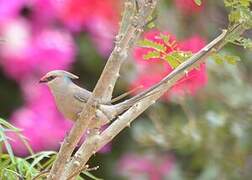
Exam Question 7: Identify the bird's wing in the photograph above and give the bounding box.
[73,87,92,103]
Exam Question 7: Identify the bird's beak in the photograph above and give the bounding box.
[39,76,48,83]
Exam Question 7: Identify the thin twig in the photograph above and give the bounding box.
[111,85,143,103]
[32,170,50,180]
[92,0,158,103]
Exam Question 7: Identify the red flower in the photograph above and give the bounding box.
[174,0,204,14]
[0,18,76,81]
[59,0,120,27]
[131,30,207,100]
[58,0,121,56]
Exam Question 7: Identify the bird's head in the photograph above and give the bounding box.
[39,70,79,84]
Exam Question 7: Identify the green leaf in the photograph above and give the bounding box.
[160,33,170,44]
[0,118,20,131]
[146,16,156,29]
[211,54,241,65]
[26,151,57,172]
[143,51,161,60]
[0,155,11,170]
[163,51,193,69]
[240,0,251,7]
[164,54,181,69]
[0,118,34,156]
[16,158,37,178]
[224,55,241,65]
[240,38,252,50]
[138,39,166,52]
[194,0,202,6]
[147,22,155,28]
[83,171,103,180]
[40,154,57,169]
[0,125,15,164]
[2,168,22,179]
[211,54,224,65]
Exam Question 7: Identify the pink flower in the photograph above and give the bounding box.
[24,0,60,27]
[131,30,207,99]
[0,0,25,22]
[0,18,76,81]
[118,153,174,180]
[87,16,118,56]
[58,0,120,30]
[8,80,72,156]
[0,18,36,81]
[31,29,76,75]
[58,0,120,56]
[174,0,204,14]
[9,105,72,156]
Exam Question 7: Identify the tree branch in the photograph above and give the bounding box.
[47,0,158,179]
[47,104,96,180]
[92,0,158,102]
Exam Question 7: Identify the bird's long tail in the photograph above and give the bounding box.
[99,88,162,120]
[112,87,163,115]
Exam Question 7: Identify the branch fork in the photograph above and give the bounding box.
[47,1,158,179]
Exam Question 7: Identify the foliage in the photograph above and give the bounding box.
[0,118,100,180]
[225,0,252,49]
[138,33,194,69]
[211,54,241,65]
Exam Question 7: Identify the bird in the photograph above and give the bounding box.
[39,70,151,128]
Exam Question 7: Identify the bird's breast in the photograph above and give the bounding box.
[55,94,83,121]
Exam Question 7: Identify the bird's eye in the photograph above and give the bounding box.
[47,76,56,81]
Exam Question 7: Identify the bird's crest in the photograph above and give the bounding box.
[62,71,79,79]
[48,70,79,79]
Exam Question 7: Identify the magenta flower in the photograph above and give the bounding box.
[0,0,25,22]
[118,153,174,180]
[58,0,120,30]
[174,0,205,14]
[131,30,207,100]
[31,28,76,75]
[0,18,36,81]
[19,0,59,29]
[87,16,118,56]
[57,0,120,56]
[0,18,76,82]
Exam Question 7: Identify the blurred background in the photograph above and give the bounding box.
[0,0,252,179]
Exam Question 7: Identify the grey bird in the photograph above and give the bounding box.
[39,70,147,128]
